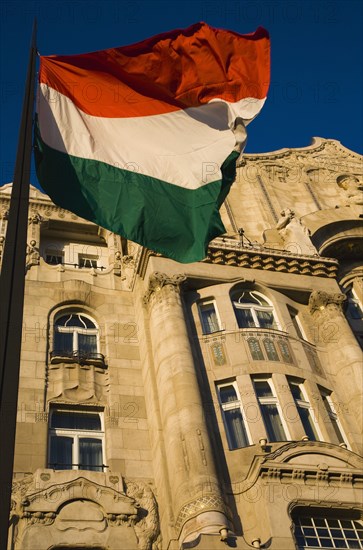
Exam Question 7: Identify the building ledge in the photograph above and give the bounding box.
[204,238,339,278]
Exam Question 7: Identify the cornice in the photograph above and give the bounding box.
[238,137,363,165]
[205,238,339,278]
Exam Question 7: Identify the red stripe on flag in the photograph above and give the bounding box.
[39,22,270,118]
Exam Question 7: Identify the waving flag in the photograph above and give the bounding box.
[34,22,270,263]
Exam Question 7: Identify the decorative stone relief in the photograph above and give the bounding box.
[175,495,227,531]
[126,480,161,550]
[143,272,186,306]
[47,362,109,403]
[308,290,346,315]
[26,240,40,269]
[276,209,318,255]
[10,471,160,550]
[337,174,363,205]
[28,212,43,225]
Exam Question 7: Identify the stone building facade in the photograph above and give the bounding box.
[1,137,362,549]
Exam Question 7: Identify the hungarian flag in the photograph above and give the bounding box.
[34,22,270,263]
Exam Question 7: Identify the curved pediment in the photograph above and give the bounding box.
[264,441,363,470]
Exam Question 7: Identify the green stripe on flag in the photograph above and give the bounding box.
[34,122,238,263]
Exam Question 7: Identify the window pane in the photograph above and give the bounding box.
[248,338,264,360]
[79,438,103,471]
[46,253,63,265]
[64,314,85,327]
[263,339,279,361]
[290,310,304,339]
[234,307,255,328]
[290,383,303,401]
[321,395,345,445]
[80,315,96,329]
[79,256,98,268]
[256,310,276,329]
[297,407,319,441]
[200,303,220,334]
[261,404,287,442]
[78,334,97,354]
[223,409,249,449]
[235,291,263,305]
[49,436,73,469]
[54,331,73,352]
[254,380,273,398]
[219,386,238,404]
[51,411,101,430]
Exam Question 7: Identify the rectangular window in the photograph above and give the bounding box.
[198,301,221,334]
[287,306,306,340]
[217,383,250,450]
[320,389,348,446]
[253,378,288,442]
[46,249,64,265]
[293,509,363,550]
[79,254,98,268]
[48,408,104,472]
[289,380,320,441]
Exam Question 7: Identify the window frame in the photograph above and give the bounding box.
[78,253,99,269]
[292,507,363,550]
[198,299,223,335]
[216,381,252,450]
[48,407,105,472]
[252,376,289,442]
[232,290,279,330]
[53,312,100,355]
[320,388,349,448]
[288,379,323,442]
[287,306,307,340]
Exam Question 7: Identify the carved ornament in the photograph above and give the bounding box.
[308,290,346,315]
[143,272,186,305]
[11,473,160,550]
[175,495,227,531]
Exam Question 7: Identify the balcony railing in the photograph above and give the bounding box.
[48,462,107,472]
[45,260,106,270]
[50,350,106,367]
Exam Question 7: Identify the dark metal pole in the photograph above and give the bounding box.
[0,21,37,549]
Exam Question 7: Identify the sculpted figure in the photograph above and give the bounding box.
[276,209,318,255]
[337,175,363,205]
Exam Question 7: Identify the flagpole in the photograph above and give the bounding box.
[0,20,37,549]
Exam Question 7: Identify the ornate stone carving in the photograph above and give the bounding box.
[337,174,363,205]
[26,240,40,268]
[143,272,186,306]
[276,208,318,255]
[11,472,160,550]
[309,290,346,315]
[28,212,43,225]
[175,495,227,531]
[126,480,161,550]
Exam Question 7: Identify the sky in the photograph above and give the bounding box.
[0,0,362,189]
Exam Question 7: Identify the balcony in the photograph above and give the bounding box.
[50,350,106,367]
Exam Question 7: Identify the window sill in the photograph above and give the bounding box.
[50,350,106,368]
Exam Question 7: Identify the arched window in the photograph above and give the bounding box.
[232,290,277,330]
[51,313,103,364]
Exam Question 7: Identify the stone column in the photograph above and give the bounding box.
[308,290,363,452]
[143,272,230,545]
